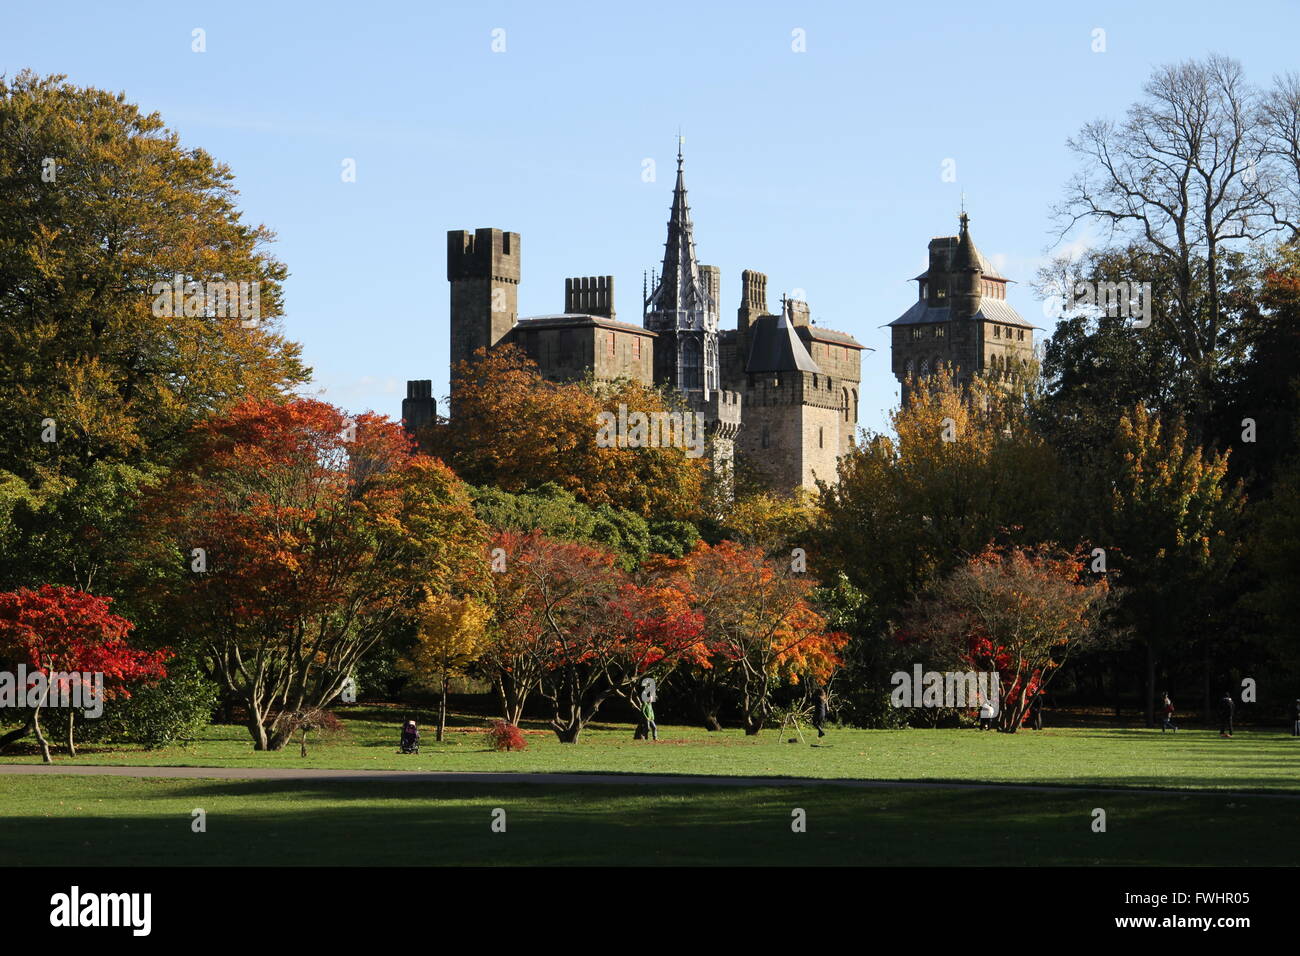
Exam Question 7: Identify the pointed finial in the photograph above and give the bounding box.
[677,129,684,167]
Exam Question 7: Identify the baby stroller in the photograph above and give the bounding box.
[398,720,420,754]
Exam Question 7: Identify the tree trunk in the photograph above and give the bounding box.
[437,674,448,743]
[65,710,77,757]
[32,703,52,764]
[1202,635,1212,724]
[1144,642,1156,728]
[0,718,32,752]
[553,721,582,743]
[494,673,527,727]
[247,712,270,750]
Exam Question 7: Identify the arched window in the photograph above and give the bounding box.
[919,358,930,376]
[904,358,914,377]
[681,339,701,389]
[842,387,850,421]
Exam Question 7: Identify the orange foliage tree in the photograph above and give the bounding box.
[904,543,1111,731]
[479,530,707,741]
[429,346,708,519]
[147,397,487,750]
[668,541,847,735]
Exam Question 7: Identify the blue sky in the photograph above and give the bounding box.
[4,0,1297,433]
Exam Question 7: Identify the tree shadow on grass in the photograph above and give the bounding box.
[3,779,1294,866]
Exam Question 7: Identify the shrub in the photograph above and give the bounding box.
[485,719,527,752]
[88,661,220,748]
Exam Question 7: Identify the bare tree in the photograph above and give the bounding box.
[1055,55,1278,437]
[1256,71,1300,237]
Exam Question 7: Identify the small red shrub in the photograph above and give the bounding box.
[486,720,527,752]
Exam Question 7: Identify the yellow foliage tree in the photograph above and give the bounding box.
[401,592,492,741]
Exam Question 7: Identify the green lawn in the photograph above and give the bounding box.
[2,705,1297,793]
[1,774,1294,866]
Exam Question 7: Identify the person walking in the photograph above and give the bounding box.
[641,695,658,742]
[1292,698,1299,737]
[812,686,829,739]
[1218,690,1235,738]
[1161,693,1178,733]
[978,693,997,731]
[1030,690,1045,731]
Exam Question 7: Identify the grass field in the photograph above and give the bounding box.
[4,707,1295,865]
[1,774,1295,866]
[2,705,1297,792]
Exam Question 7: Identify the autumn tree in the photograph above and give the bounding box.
[904,545,1110,732]
[672,541,846,735]
[820,367,1062,621]
[148,398,487,750]
[0,585,167,761]
[429,346,708,520]
[1082,405,1245,723]
[479,531,707,742]
[0,71,307,593]
[401,591,491,742]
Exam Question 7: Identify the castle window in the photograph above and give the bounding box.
[936,288,946,299]
[842,387,850,421]
[993,325,1001,338]
[919,358,930,375]
[681,339,701,389]
[1017,329,1025,341]
[819,427,824,449]
[911,327,923,340]
[935,325,944,338]
[633,336,642,359]
[608,334,616,357]
[920,280,927,300]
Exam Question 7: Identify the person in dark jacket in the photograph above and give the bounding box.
[1218,691,1235,737]
[1029,690,1045,730]
[1161,693,1178,733]
[812,686,829,738]
[1292,699,1299,737]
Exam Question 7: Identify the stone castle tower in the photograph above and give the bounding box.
[644,143,721,396]
[414,145,866,495]
[889,213,1035,400]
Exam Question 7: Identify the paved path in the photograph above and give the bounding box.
[0,763,1295,799]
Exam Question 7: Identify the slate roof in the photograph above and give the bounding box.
[516,314,657,335]
[745,312,822,373]
[885,298,1037,329]
[798,325,867,349]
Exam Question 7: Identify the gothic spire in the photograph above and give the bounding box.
[646,139,710,320]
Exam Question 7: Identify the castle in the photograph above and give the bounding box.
[402,151,1032,494]
[888,213,1035,399]
[405,146,867,493]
